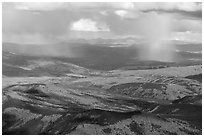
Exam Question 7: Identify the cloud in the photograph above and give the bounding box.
[113,2,135,9]
[132,2,201,12]
[13,2,68,11]
[67,2,135,10]
[167,2,201,11]
[172,19,202,32]
[2,8,70,36]
[6,2,135,11]
[114,10,141,19]
[115,10,128,18]
[5,2,201,12]
[2,2,202,45]
[171,31,202,44]
[100,10,108,16]
[70,18,110,32]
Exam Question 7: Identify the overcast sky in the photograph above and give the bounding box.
[2,2,202,44]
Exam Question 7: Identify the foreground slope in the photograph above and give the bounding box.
[2,65,202,135]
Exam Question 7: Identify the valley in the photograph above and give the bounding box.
[2,64,202,135]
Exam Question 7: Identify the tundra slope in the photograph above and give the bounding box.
[2,65,202,135]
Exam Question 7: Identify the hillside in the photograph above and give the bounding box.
[2,65,202,135]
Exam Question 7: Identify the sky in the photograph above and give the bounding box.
[2,2,202,45]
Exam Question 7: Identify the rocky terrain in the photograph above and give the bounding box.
[2,65,202,135]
